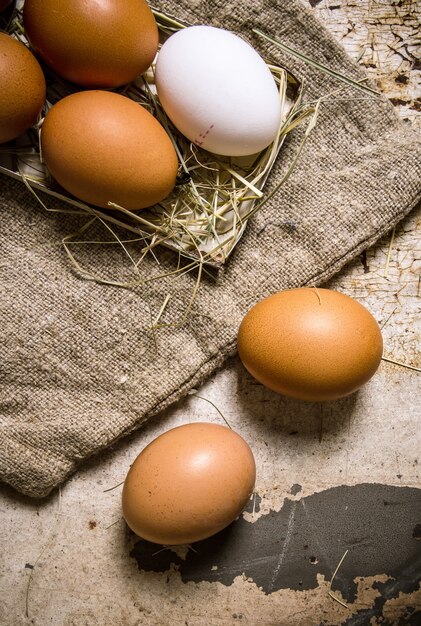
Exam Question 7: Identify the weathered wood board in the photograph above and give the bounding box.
[0,2,420,625]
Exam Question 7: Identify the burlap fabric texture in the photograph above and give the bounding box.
[1,0,420,497]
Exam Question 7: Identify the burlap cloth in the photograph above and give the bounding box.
[1,0,420,498]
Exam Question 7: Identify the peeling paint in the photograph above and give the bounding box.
[130,483,421,611]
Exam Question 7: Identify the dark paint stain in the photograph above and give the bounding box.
[390,97,410,107]
[342,572,421,625]
[290,484,302,495]
[130,483,421,605]
[361,250,370,273]
[24,563,34,570]
[88,520,97,530]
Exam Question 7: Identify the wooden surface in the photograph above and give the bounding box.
[1,1,420,625]
[309,0,420,129]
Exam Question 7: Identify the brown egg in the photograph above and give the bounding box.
[0,32,46,144]
[40,90,178,210]
[23,0,158,88]
[122,423,256,545]
[238,288,383,402]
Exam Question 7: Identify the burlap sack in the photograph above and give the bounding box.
[1,0,420,497]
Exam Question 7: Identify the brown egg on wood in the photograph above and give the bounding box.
[23,0,159,88]
[122,423,256,545]
[40,90,178,210]
[238,288,383,402]
[0,32,46,144]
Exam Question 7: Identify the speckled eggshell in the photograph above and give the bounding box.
[237,288,383,402]
[0,32,46,144]
[23,0,158,88]
[40,90,178,210]
[122,423,256,545]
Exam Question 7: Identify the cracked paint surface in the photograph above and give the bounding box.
[305,0,421,129]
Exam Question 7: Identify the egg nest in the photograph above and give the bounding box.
[0,4,311,272]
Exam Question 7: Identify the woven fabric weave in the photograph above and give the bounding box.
[1,0,420,497]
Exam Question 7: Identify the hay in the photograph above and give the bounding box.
[1,6,305,273]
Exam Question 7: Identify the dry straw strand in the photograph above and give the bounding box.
[328,549,349,609]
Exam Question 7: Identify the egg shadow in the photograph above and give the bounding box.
[128,522,237,577]
[230,354,358,441]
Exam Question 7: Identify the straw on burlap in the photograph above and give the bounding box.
[1,0,420,497]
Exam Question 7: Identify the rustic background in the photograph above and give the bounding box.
[1,1,420,625]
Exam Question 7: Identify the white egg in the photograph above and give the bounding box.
[155,25,282,157]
